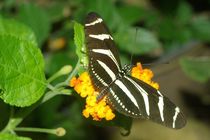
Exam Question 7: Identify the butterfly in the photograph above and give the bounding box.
[84,12,186,129]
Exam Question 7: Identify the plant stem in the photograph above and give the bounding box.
[66,61,81,83]
[14,127,58,135]
[55,60,81,88]
[14,127,66,136]
[47,65,72,83]
[1,118,22,133]
[1,89,72,133]
[47,83,56,91]
[41,89,72,103]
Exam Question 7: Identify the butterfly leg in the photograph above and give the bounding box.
[96,86,109,102]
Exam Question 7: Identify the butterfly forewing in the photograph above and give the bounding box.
[84,12,186,129]
[85,12,121,91]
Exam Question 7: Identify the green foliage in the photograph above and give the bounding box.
[117,5,144,26]
[74,0,119,29]
[150,4,193,46]
[73,21,88,68]
[176,1,193,25]
[44,2,66,22]
[1,0,210,139]
[74,22,85,57]
[115,27,161,54]
[0,133,31,140]
[17,3,51,46]
[0,17,46,107]
[191,16,210,42]
[180,57,210,82]
[0,17,37,45]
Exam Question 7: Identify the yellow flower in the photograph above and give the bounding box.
[70,62,159,121]
[48,37,66,51]
[131,62,159,90]
[70,72,115,121]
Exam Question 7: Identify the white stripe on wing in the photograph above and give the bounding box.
[173,107,180,128]
[92,49,120,71]
[96,60,116,81]
[114,79,140,110]
[157,93,164,122]
[85,18,103,26]
[124,76,150,116]
[89,34,113,40]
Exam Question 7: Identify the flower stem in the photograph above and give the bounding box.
[47,65,72,83]
[66,61,81,83]
[55,60,81,88]
[14,127,66,136]
[1,89,72,134]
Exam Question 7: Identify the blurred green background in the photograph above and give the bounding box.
[1,0,210,139]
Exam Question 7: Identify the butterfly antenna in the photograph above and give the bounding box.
[142,61,170,67]
[130,28,138,67]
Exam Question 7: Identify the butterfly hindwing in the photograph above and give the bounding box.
[107,75,186,129]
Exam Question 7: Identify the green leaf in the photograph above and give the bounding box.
[157,17,192,44]
[176,1,192,25]
[180,57,210,82]
[44,2,65,22]
[0,16,37,46]
[191,16,210,42]
[157,17,177,41]
[144,10,160,28]
[114,27,161,54]
[0,133,31,140]
[117,5,143,25]
[174,27,192,43]
[0,17,46,107]
[85,0,114,16]
[73,21,88,67]
[17,3,50,46]
[74,22,85,55]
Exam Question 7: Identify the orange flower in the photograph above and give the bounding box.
[48,37,66,51]
[70,72,115,121]
[70,62,159,121]
[131,63,159,90]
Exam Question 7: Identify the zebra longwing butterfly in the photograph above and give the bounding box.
[84,12,186,129]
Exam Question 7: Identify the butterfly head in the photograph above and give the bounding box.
[119,64,132,77]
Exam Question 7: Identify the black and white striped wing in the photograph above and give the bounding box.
[85,12,121,90]
[84,12,186,129]
[107,75,186,129]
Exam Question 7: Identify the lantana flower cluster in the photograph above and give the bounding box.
[70,62,159,121]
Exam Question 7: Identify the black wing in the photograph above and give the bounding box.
[107,75,186,129]
[85,12,121,94]
[85,12,186,129]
